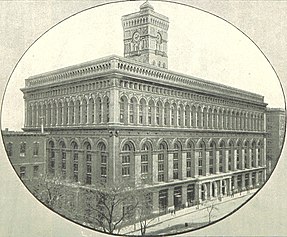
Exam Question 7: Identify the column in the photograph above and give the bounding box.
[168,188,174,209]
[108,133,120,186]
[224,149,229,172]
[152,191,159,214]
[215,150,219,173]
[248,148,252,168]
[233,149,237,170]
[218,180,222,197]
[152,154,158,184]
[134,154,141,187]
[181,152,187,180]
[205,150,210,176]
[241,174,246,191]
[233,175,238,192]
[167,153,173,181]
[255,172,259,187]
[227,178,232,196]
[195,182,201,204]
[182,185,188,207]
[241,149,245,170]
[78,151,85,184]
[248,173,253,189]
[255,148,259,167]
[135,104,139,125]
[193,150,199,177]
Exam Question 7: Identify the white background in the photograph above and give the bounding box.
[0,1,286,236]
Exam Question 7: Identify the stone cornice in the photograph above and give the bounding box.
[23,55,265,105]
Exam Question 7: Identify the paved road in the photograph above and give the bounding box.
[124,190,256,236]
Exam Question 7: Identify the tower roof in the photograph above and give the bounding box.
[140,0,154,11]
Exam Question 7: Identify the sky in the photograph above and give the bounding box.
[1,0,285,131]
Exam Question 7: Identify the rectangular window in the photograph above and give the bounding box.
[6,143,13,157]
[158,153,164,182]
[141,154,148,174]
[122,155,130,176]
[101,154,107,181]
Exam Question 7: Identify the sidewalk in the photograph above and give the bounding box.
[121,189,257,235]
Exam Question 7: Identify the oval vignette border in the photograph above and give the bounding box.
[0,0,286,236]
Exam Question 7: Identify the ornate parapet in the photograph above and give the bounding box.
[23,55,264,104]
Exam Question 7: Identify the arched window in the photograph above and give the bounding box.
[156,101,161,125]
[237,141,242,169]
[37,104,42,127]
[84,142,92,184]
[122,143,133,177]
[173,143,181,179]
[47,103,51,126]
[258,141,262,166]
[71,141,79,182]
[88,98,95,124]
[58,101,63,125]
[164,102,169,126]
[219,141,225,172]
[208,108,212,128]
[103,97,110,123]
[185,105,190,127]
[158,142,167,182]
[96,97,102,123]
[48,141,55,175]
[228,141,234,171]
[141,142,152,183]
[98,142,108,182]
[171,105,175,126]
[129,98,136,124]
[198,142,205,176]
[82,98,88,124]
[186,142,194,177]
[203,107,207,128]
[244,141,249,169]
[59,141,66,178]
[139,99,146,125]
[75,100,81,124]
[209,142,216,174]
[148,100,154,125]
[251,141,256,168]
[52,102,57,126]
[69,101,75,125]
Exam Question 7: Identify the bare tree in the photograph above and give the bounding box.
[134,190,156,236]
[204,200,218,224]
[84,181,139,234]
[26,174,78,218]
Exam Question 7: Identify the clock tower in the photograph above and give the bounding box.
[122,1,169,69]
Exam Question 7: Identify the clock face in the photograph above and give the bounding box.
[133,32,140,42]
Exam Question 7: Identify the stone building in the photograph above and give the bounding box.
[2,129,47,180]
[18,1,267,215]
[266,108,286,175]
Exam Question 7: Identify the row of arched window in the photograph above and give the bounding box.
[27,96,109,127]
[119,95,265,131]
[47,140,107,185]
[120,138,264,184]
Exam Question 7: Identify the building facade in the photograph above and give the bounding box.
[2,129,47,180]
[266,108,286,175]
[17,1,267,217]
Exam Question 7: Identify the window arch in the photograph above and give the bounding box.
[58,101,63,125]
[69,100,75,125]
[251,141,256,168]
[103,96,110,123]
[48,141,55,175]
[88,98,95,124]
[71,141,79,182]
[82,98,88,124]
[173,142,181,179]
[141,142,152,183]
[198,142,205,176]
[59,141,66,178]
[158,142,168,182]
[164,102,170,126]
[98,142,108,182]
[219,141,225,173]
[228,141,234,171]
[244,141,249,169]
[129,97,137,124]
[95,97,102,124]
[121,142,134,177]
[148,100,155,125]
[84,142,92,184]
[186,141,194,177]
[209,141,216,174]
[139,98,146,125]
[156,101,162,126]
